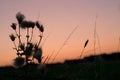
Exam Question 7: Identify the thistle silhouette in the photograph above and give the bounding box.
[9,12,44,68]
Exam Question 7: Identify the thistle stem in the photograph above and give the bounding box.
[26,28,29,65]
[17,25,22,52]
[30,28,34,42]
[15,30,18,37]
[26,28,29,44]
[15,30,22,44]
[13,41,17,51]
[37,33,43,47]
[13,41,20,57]
[18,25,21,44]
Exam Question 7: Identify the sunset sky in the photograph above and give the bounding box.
[0,0,120,66]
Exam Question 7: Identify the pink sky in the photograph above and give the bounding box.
[0,0,120,66]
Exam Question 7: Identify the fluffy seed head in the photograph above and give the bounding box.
[16,12,25,24]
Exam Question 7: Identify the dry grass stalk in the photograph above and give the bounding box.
[52,26,78,62]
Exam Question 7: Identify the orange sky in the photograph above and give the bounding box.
[0,0,120,66]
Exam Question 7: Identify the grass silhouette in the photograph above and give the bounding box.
[6,12,120,80]
[79,39,89,59]
[52,26,78,62]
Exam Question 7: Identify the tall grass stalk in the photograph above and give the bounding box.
[46,51,54,63]
[43,55,49,64]
[96,33,102,53]
[52,26,78,62]
[41,50,54,64]
[94,15,98,79]
[117,36,120,52]
[79,39,89,59]
[41,34,50,46]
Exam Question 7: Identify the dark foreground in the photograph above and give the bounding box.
[0,61,120,80]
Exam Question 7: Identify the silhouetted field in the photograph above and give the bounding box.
[0,52,120,80]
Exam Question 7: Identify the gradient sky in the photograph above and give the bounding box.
[0,0,120,66]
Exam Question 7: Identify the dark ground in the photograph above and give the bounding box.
[1,52,120,80]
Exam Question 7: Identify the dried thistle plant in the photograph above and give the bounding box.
[9,12,45,68]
